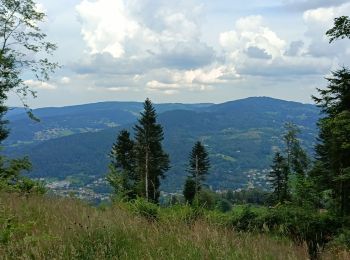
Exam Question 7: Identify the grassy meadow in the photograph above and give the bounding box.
[0,193,349,259]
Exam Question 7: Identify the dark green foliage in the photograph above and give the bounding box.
[0,104,8,144]
[183,177,196,204]
[107,130,137,200]
[131,197,159,221]
[268,152,289,204]
[326,16,350,43]
[312,67,350,215]
[229,206,259,232]
[186,141,210,198]
[134,98,170,203]
[193,189,217,210]
[331,229,350,250]
[269,123,310,206]
[0,156,44,194]
[215,198,232,213]
[224,188,269,205]
[283,122,309,177]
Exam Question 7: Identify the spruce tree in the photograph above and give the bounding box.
[183,177,196,204]
[312,67,350,215]
[134,98,170,203]
[268,152,289,204]
[283,122,309,178]
[186,141,210,197]
[107,130,137,199]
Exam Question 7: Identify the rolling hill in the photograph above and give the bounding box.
[4,97,320,194]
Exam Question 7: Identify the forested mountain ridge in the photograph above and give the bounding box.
[5,97,320,193]
[5,102,212,145]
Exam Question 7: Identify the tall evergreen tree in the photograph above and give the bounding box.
[283,122,309,177]
[183,178,196,204]
[107,130,137,199]
[268,152,289,204]
[185,141,210,198]
[134,98,170,203]
[312,67,350,215]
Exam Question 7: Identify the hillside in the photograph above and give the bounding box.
[5,102,211,146]
[5,97,320,195]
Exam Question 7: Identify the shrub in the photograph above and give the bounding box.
[216,198,232,213]
[131,198,159,221]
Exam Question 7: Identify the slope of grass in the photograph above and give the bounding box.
[0,193,347,259]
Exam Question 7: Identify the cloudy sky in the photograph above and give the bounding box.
[8,0,350,107]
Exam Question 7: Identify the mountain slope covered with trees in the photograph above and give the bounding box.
[5,97,319,192]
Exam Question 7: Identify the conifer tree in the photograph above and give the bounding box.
[134,98,170,203]
[107,130,137,199]
[185,141,210,199]
[283,122,309,178]
[312,67,350,215]
[268,152,289,204]
[183,177,196,204]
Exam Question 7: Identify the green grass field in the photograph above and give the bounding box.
[0,193,348,259]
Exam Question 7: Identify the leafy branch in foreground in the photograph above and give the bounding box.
[0,0,59,116]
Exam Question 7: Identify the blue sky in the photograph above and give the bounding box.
[8,0,350,107]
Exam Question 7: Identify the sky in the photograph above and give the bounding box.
[7,0,350,108]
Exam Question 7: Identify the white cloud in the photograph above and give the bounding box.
[60,77,71,84]
[302,2,350,58]
[220,16,286,60]
[24,80,57,90]
[76,0,211,66]
[107,87,130,92]
[76,0,139,58]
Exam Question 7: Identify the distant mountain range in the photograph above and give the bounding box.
[4,97,320,194]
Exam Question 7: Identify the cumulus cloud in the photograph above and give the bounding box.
[220,16,286,60]
[76,0,214,70]
[74,0,224,95]
[246,47,272,59]
[68,1,350,99]
[24,80,57,90]
[218,13,345,78]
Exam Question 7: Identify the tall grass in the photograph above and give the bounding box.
[0,193,347,259]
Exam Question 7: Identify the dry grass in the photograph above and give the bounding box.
[0,193,346,259]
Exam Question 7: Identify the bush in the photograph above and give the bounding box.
[229,205,259,231]
[216,199,232,213]
[193,189,218,210]
[160,204,204,224]
[331,229,350,250]
[262,205,342,259]
[131,198,159,221]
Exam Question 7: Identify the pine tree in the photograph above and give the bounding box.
[183,177,196,204]
[268,152,289,204]
[186,141,210,196]
[107,130,137,199]
[312,68,350,215]
[283,122,309,177]
[134,98,170,203]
